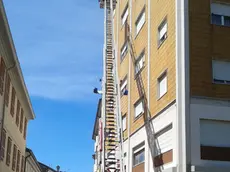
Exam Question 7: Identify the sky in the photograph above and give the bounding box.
[3,0,104,171]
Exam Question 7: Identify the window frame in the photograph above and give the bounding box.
[19,109,24,133]
[122,115,127,131]
[135,7,146,36]
[0,58,6,95]
[157,71,168,99]
[120,42,128,62]
[16,100,20,127]
[6,137,12,166]
[120,76,128,97]
[133,148,145,167]
[12,144,17,171]
[212,60,230,84]
[121,4,129,26]
[158,18,168,47]
[0,129,6,160]
[134,98,144,119]
[16,150,20,172]
[10,87,16,117]
[135,49,145,75]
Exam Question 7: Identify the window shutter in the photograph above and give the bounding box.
[23,118,28,139]
[0,129,6,160]
[6,137,12,166]
[211,3,230,17]
[12,145,17,170]
[0,58,5,95]
[20,156,24,172]
[16,100,20,126]
[10,87,16,116]
[212,60,230,82]
[16,150,20,172]
[19,109,24,133]
[5,74,10,106]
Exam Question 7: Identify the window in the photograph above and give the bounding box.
[134,99,144,118]
[158,72,167,98]
[122,115,127,131]
[135,8,145,35]
[155,124,173,156]
[212,60,230,84]
[158,19,168,46]
[5,74,10,106]
[135,50,145,75]
[10,87,16,116]
[120,42,128,61]
[121,5,128,26]
[0,129,6,160]
[211,3,230,26]
[16,150,20,172]
[12,145,17,171]
[16,100,20,127]
[20,156,24,172]
[120,76,128,96]
[23,118,28,139]
[133,149,145,166]
[6,137,12,166]
[0,58,5,94]
[19,109,24,133]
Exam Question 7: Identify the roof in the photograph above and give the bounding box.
[38,162,57,172]
[92,99,102,140]
[26,148,43,172]
[0,0,35,119]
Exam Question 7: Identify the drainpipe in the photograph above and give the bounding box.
[24,150,32,172]
[0,61,16,154]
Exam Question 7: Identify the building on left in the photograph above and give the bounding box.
[0,0,36,172]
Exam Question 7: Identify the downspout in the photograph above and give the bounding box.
[24,151,32,172]
[147,0,151,171]
[0,62,16,153]
[127,0,132,172]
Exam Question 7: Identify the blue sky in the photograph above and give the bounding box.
[3,0,103,171]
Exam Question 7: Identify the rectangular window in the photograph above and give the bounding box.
[135,50,145,75]
[135,8,145,35]
[120,42,128,61]
[20,156,24,172]
[19,109,24,133]
[211,3,230,26]
[23,118,28,139]
[16,150,20,172]
[16,100,20,127]
[122,115,127,131]
[5,74,10,106]
[212,60,230,84]
[133,149,145,166]
[6,137,12,166]
[12,145,17,171]
[0,129,6,160]
[0,58,5,95]
[10,87,16,116]
[120,76,127,96]
[158,19,168,46]
[121,5,128,26]
[158,72,167,98]
[134,99,144,118]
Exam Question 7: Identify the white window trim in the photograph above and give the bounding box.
[120,42,128,61]
[157,71,167,99]
[212,60,230,84]
[122,115,127,131]
[135,50,145,75]
[135,7,146,36]
[158,19,168,47]
[121,5,129,26]
[134,99,144,118]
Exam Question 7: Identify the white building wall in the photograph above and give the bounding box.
[190,98,230,168]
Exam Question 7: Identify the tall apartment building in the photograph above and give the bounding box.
[0,1,35,172]
[93,0,230,171]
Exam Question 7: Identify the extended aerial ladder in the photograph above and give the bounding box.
[98,0,124,172]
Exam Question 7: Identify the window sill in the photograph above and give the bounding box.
[157,91,167,101]
[135,22,146,40]
[133,161,145,168]
[212,80,230,85]
[211,23,230,28]
[134,112,144,122]
[157,36,167,49]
